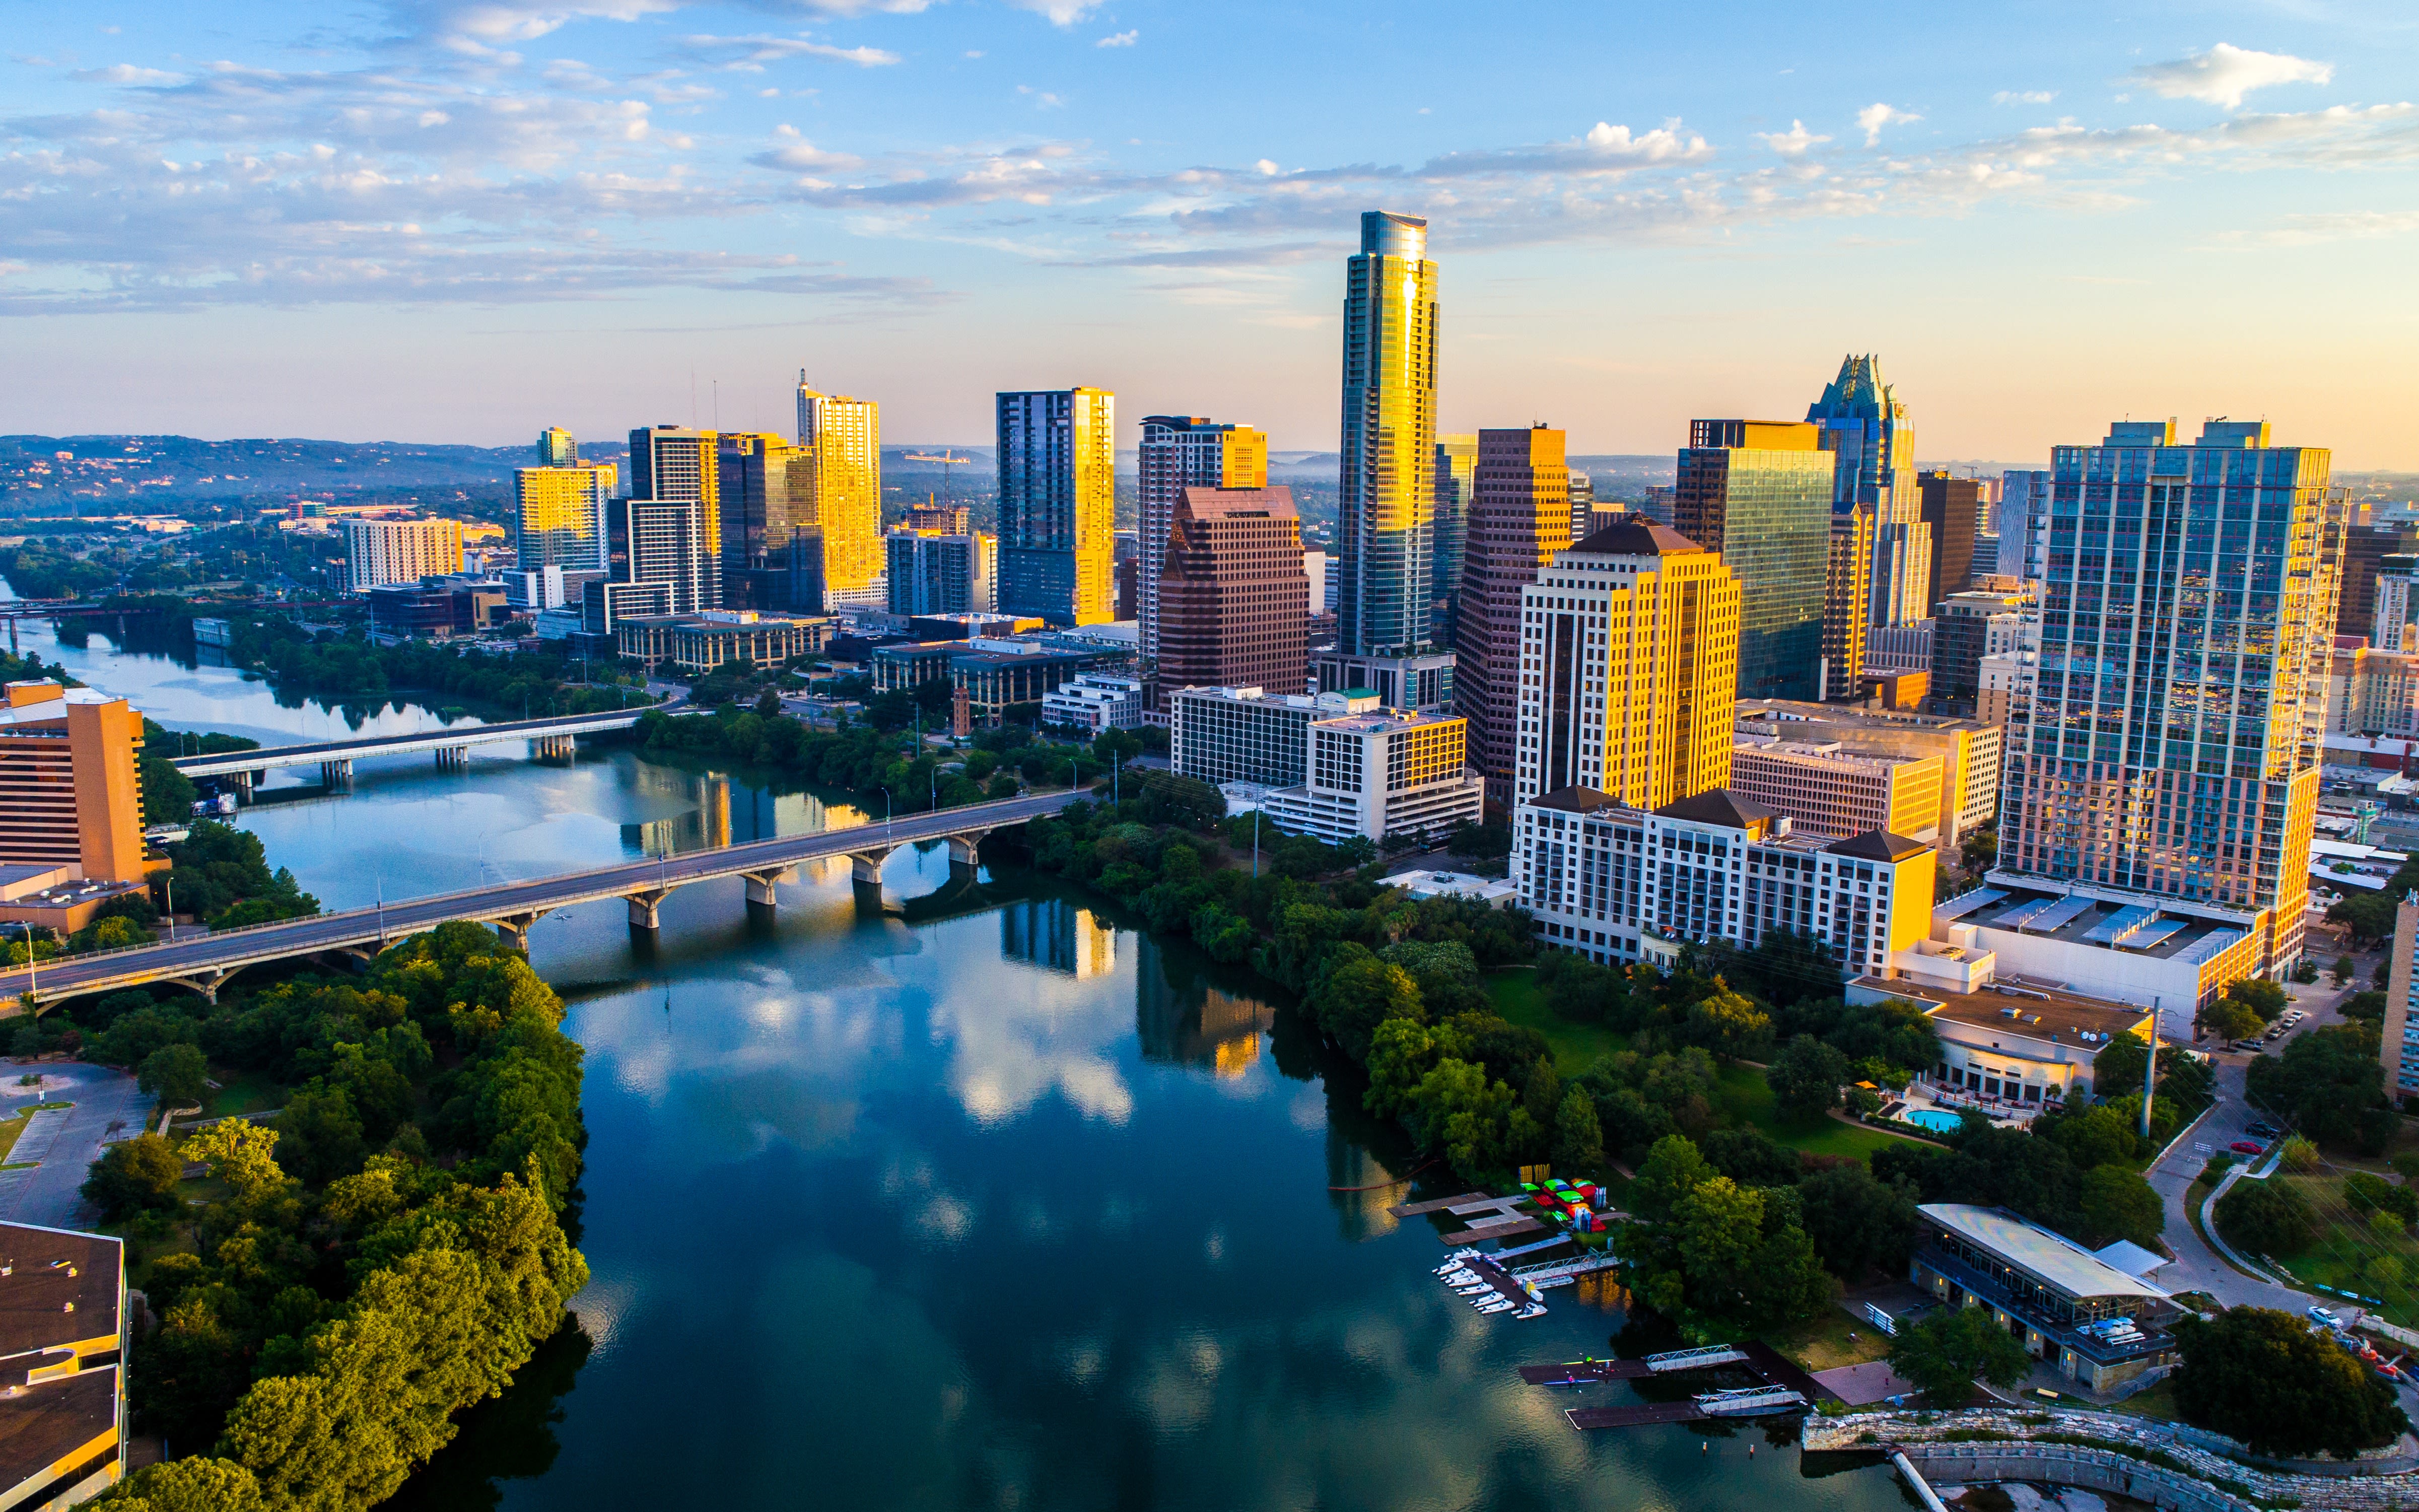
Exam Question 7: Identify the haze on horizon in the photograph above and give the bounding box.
[5,1,2416,468]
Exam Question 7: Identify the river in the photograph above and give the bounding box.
[10,612,1905,1511]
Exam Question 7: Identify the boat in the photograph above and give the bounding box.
[1476,1299,1515,1314]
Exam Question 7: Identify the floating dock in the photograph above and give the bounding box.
[1526,1339,1837,1431]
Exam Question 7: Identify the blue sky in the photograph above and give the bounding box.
[6,1,2416,464]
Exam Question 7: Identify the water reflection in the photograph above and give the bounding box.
[1134,933,1273,1078]
[1000,895,1117,979]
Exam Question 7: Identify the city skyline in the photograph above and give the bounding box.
[4,4,2415,465]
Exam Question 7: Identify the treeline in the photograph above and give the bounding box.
[86,922,588,1512]
[0,540,113,598]
[231,618,648,715]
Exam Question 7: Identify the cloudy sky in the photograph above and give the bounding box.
[6,1,2416,464]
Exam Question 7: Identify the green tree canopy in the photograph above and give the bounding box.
[2215,1177,2317,1256]
[137,1042,211,1108]
[1796,1162,1920,1279]
[1767,1034,1852,1121]
[2075,1165,2164,1249]
[1887,1304,2033,1405]
[81,1132,186,1219]
[2172,1307,2409,1458]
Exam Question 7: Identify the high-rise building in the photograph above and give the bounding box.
[1513,518,1740,811]
[2380,896,2419,1102]
[1432,433,1477,645]
[1931,585,2036,712]
[886,531,996,616]
[342,517,463,591]
[2374,555,2419,652]
[1917,469,1982,609]
[537,427,578,466]
[1567,469,1596,545]
[906,502,971,536]
[1991,419,2345,980]
[606,496,713,614]
[1807,354,1925,628]
[1822,500,1873,700]
[1456,427,1572,806]
[1673,419,1832,702]
[2341,523,2419,641]
[1728,738,1945,844]
[1157,487,1308,699]
[514,464,614,574]
[0,682,149,883]
[794,377,882,605]
[1336,210,1439,658]
[997,387,1116,626]
[627,425,723,608]
[1735,698,2003,848]
[715,433,810,610]
[2001,469,2051,583]
[1137,417,1266,660]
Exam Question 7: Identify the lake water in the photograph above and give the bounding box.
[13,611,1904,1511]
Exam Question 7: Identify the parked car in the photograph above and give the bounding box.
[2230,1140,2266,1155]
[2246,1121,2282,1139]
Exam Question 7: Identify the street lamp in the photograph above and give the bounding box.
[880,787,892,838]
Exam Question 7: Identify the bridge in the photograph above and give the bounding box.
[0,789,1081,1007]
[170,705,678,793]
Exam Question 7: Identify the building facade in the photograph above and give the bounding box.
[1432,433,1477,646]
[1040,672,1147,734]
[606,496,713,615]
[716,432,810,612]
[1674,420,1832,702]
[1456,426,1572,805]
[514,464,614,573]
[1932,586,2036,712]
[537,426,577,466]
[1806,353,1925,629]
[1990,419,2344,980]
[627,425,724,609]
[1311,649,1452,714]
[342,517,463,591]
[615,610,831,675]
[1729,738,1945,843]
[1156,486,1309,700]
[1167,685,1341,789]
[1909,1204,2178,1393]
[2339,522,2419,640]
[1513,519,1741,813]
[795,376,883,604]
[1822,500,1874,700]
[1335,210,1440,658]
[0,682,149,883]
[2382,894,2419,1102]
[998,388,1116,626]
[1735,698,2004,848]
[886,531,996,616]
[1259,707,1484,845]
[1916,469,1982,611]
[1137,417,1267,660]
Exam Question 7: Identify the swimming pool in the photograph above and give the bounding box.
[1903,1109,1964,1133]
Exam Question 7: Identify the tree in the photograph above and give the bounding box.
[2223,977,2289,1021]
[1796,1162,1920,1279]
[276,1083,369,1186]
[1767,1034,1852,1121]
[2171,1307,2408,1458]
[2037,1103,2140,1171]
[106,1458,267,1512]
[1888,1304,2033,1405]
[1628,1134,1712,1225]
[2333,954,2358,987]
[183,1119,289,1205]
[81,1131,185,1218]
[2198,995,2264,1044]
[1301,944,1423,1061]
[2215,1177,2317,1255]
[1552,1086,1605,1175]
[2248,1025,2395,1153]
[1682,987,1772,1062]
[2075,1165,2164,1249]
[138,1042,211,1108]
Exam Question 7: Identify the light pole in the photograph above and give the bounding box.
[165,877,175,944]
[1252,807,1261,879]
[880,787,892,838]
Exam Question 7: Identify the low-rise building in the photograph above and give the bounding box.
[614,610,832,675]
[0,1222,127,1508]
[1167,685,1364,789]
[1735,699,2003,848]
[366,575,510,642]
[1514,786,1933,978]
[1728,737,1944,844]
[867,637,1122,728]
[1977,648,2034,726]
[1846,972,2154,1106]
[1041,672,1147,734]
[1258,706,1483,846]
[1910,1203,2179,1392]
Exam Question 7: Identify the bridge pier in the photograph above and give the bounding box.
[849,848,895,885]
[743,867,797,909]
[166,967,240,1006]
[491,909,552,951]
[625,888,669,932]
[435,747,468,773]
[945,833,985,869]
[228,770,256,804]
[320,759,353,790]
[532,734,576,762]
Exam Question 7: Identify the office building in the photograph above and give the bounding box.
[1907,1204,2178,1393]
[1157,487,1309,700]
[886,531,996,616]
[503,565,569,613]
[1978,648,2036,727]
[1932,585,2036,711]
[2340,523,2419,641]
[2382,895,2419,1101]
[1457,427,1573,803]
[2322,645,2419,741]
[0,682,150,884]
[1311,649,1451,713]
[1674,420,1832,701]
[2001,469,2052,583]
[1258,705,1483,845]
[1729,738,1944,843]
[537,426,578,466]
[1515,785,1932,977]
[0,1222,126,1508]
[1822,500,1873,700]
[907,502,971,535]
[1303,550,1331,617]
[1735,698,2003,849]
[1138,417,1267,659]
[1041,672,1148,734]
[1432,433,1477,645]
[1916,469,1981,608]
[998,388,1116,626]
[1807,354,1924,627]
[1567,469,1596,545]
[866,636,1122,728]
[615,609,831,676]
[1336,210,1439,658]
[626,425,724,608]
[794,376,883,605]
[366,577,508,641]
[715,432,810,611]
[1637,484,1676,527]
[1513,518,1741,812]
[1865,622,1934,676]
[1170,685,1330,788]
[514,463,614,573]
[1992,419,2345,982]
[342,517,463,591]
[2372,554,2419,652]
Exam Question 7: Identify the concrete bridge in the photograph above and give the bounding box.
[170,705,679,794]
[1,789,1080,1008]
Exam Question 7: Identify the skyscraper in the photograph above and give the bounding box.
[1156,486,1309,697]
[1432,433,1477,645]
[2000,468,2051,583]
[1336,210,1439,658]
[0,681,150,884]
[627,425,723,608]
[997,387,1116,626]
[1673,419,1832,702]
[1821,500,1873,701]
[1916,469,1981,609]
[1456,426,1571,806]
[342,517,463,590]
[606,496,712,614]
[718,433,809,610]
[537,427,577,466]
[1567,469,1596,545]
[514,463,615,573]
[1806,354,1925,628]
[1992,419,2345,976]
[1138,417,1267,659]
[794,376,882,604]
[1512,518,1740,810]
[2340,521,2419,641]
[886,530,996,616]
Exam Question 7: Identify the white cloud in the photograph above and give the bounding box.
[73,64,187,86]
[2126,43,2331,110]
[1993,90,2056,106]
[674,33,902,70]
[2240,208,2419,246]
[1095,29,1136,47]
[1857,103,1922,146]
[1756,119,1829,156]
[1005,0,1102,24]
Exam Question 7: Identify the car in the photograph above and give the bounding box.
[2230,1140,2266,1155]
[2246,1121,2283,1139]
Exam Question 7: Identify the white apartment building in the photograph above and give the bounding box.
[1978,649,2036,727]
[343,517,464,591]
[1259,707,1483,846]
[1515,786,1933,976]
[1167,685,1342,788]
[1041,672,1147,734]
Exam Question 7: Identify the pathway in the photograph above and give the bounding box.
[2141,1056,2310,1312]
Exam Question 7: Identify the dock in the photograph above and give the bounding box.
[1438,1217,1543,1244]
[1524,1339,1838,1431]
[1389,1192,1493,1217]
[1566,1402,1710,1429]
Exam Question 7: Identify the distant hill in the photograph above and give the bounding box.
[0,434,626,513]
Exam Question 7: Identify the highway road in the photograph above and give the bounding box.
[1,788,1081,1005]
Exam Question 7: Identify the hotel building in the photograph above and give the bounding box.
[0,682,150,885]
[1729,738,1945,844]
[795,377,884,606]
[342,517,463,591]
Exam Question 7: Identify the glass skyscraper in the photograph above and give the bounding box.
[997,387,1116,626]
[1336,211,1439,658]
[1991,419,2345,975]
[1431,433,1476,646]
[1806,354,1925,628]
[1673,420,1833,702]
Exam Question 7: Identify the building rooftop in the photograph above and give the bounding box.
[1568,518,1706,559]
[0,1224,120,1361]
[1827,830,1930,863]
[0,1368,116,1493]
[1861,975,2154,1047]
[1962,881,2251,962]
[0,684,118,731]
[1528,787,1629,816]
[1733,737,1925,776]
[1655,789,1782,828]
[1919,1204,2168,1303]
[1312,707,1462,735]
[1734,697,1991,737]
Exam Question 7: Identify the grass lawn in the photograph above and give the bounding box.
[2255,1170,2419,1329]
[1487,971,1631,1076]
[1764,1303,1894,1371]
[2104,1376,2187,1425]
[0,1108,31,1165]
[202,1069,285,1121]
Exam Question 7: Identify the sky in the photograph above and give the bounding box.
[5,1,2417,466]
